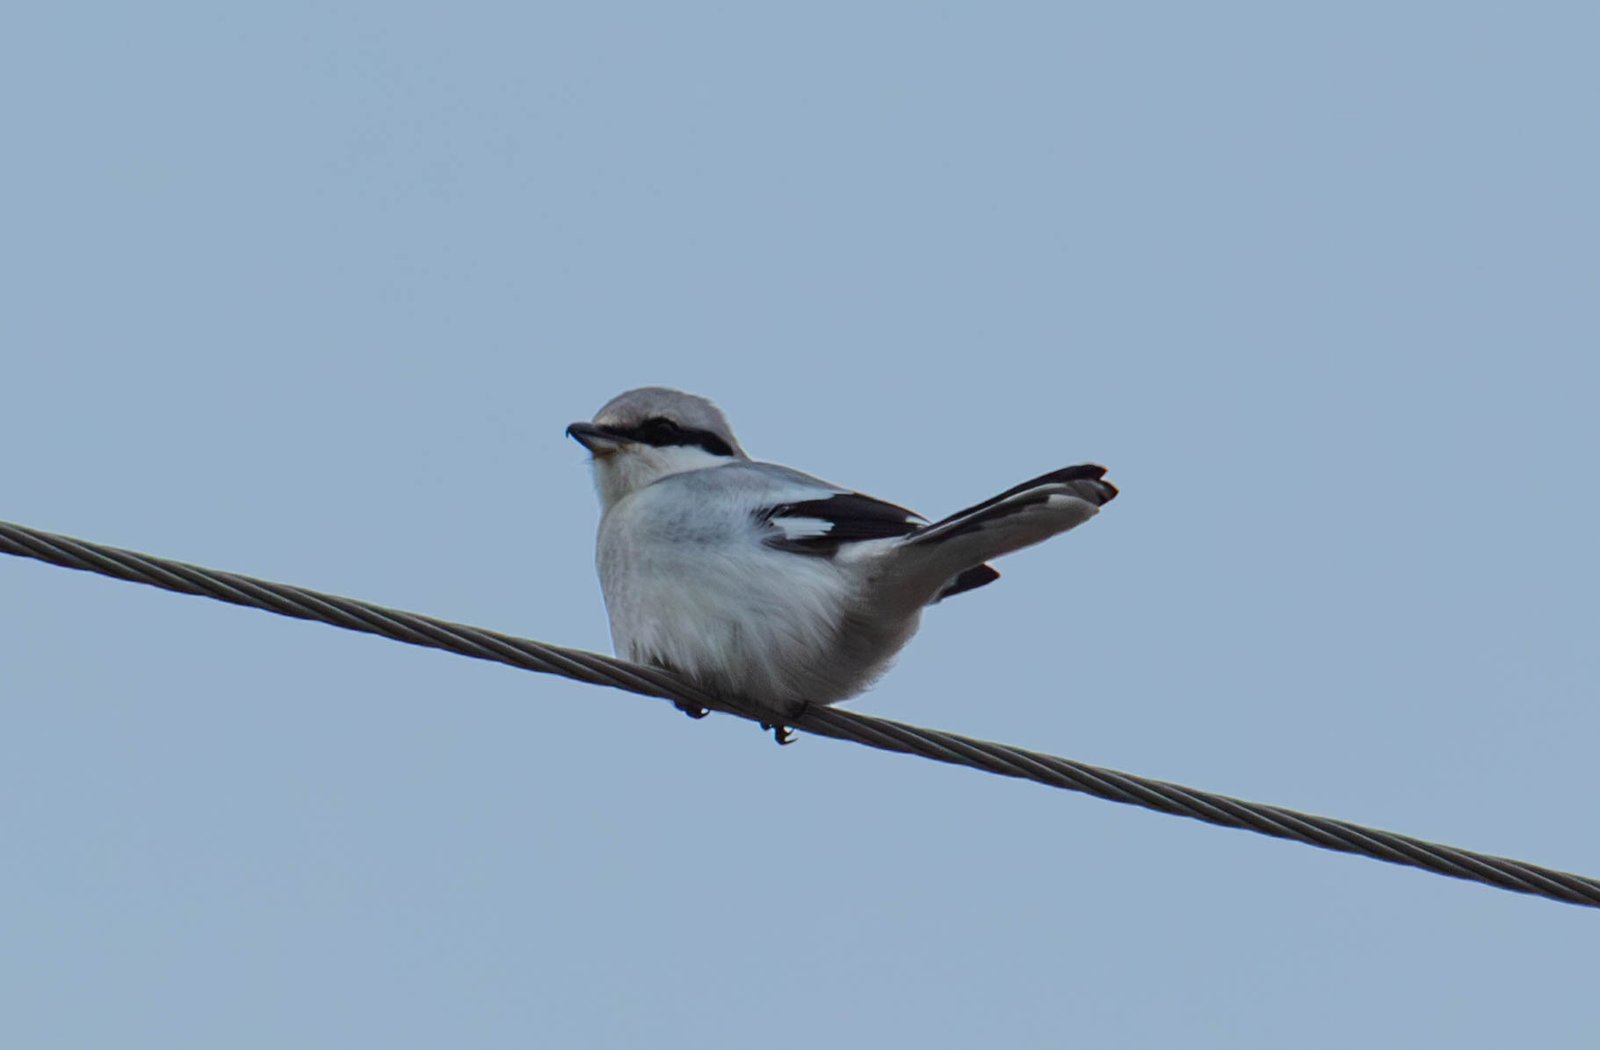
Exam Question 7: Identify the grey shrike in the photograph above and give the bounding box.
[568,386,1117,742]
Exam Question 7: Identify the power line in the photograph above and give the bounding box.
[2,517,1597,911]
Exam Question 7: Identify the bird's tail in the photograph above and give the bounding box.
[888,465,1118,606]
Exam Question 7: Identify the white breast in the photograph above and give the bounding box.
[594,468,911,712]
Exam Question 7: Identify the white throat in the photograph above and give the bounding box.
[591,444,733,511]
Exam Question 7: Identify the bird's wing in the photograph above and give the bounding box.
[758,487,1002,602]
[760,491,926,553]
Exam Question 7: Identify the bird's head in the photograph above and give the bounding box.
[568,386,746,509]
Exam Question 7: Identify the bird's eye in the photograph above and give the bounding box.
[637,417,680,443]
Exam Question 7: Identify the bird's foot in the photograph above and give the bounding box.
[761,701,809,745]
[675,702,709,720]
[759,721,796,746]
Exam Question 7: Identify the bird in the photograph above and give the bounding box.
[568,386,1117,742]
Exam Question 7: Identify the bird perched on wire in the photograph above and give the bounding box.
[568,387,1117,742]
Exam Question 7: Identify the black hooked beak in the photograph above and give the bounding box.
[566,421,628,454]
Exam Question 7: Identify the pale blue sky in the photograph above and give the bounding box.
[3,3,1597,1047]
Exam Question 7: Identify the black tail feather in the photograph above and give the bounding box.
[912,464,1117,544]
[933,563,1001,602]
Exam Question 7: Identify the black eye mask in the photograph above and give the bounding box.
[624,417,736,457]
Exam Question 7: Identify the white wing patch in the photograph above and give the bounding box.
[760,492,926,555]
[770,516,835,541]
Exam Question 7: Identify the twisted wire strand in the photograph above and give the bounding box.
[3,518,1596,910]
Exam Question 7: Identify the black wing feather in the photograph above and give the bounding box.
[761,491,1002,601]
[761,493,923,554]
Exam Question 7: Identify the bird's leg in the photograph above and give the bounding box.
[652,658,708,719]
[760,700,809,746]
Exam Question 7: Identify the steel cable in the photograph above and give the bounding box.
[3,518,1596,910]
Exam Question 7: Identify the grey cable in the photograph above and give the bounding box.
[3,518,1597,911]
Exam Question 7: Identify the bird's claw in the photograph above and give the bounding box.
[675,702,709,720]
[760,721,796,745]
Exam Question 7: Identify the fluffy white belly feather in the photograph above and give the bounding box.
[596,482,912,712]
